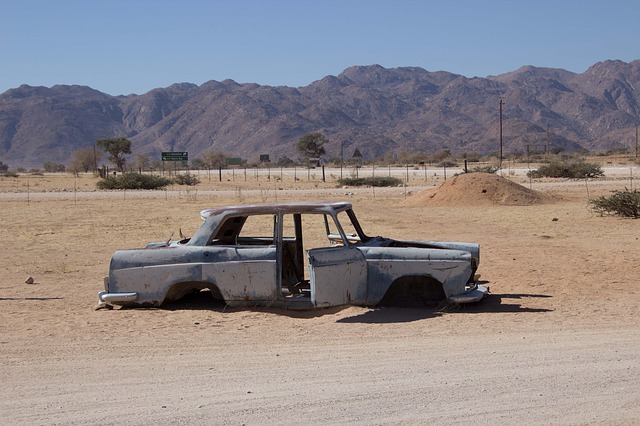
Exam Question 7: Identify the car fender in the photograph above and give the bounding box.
[358,246,473,302]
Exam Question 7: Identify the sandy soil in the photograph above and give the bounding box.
[1,172,640,425]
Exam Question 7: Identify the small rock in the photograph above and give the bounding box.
[552,217,559,221]
[25,276,34,284]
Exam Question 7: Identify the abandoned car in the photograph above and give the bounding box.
[98,202,488,309]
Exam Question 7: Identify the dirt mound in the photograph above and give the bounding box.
[405,172,548,206]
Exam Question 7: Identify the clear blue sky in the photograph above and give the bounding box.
[1,0,638,96]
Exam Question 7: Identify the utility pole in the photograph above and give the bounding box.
[547,124,551,162]
[340,141,344,179]
[636,124,638,160]
[499,98,504,170]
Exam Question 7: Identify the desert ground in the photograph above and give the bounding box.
[1,166,640,425]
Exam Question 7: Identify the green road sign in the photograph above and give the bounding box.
[162,151,188,161]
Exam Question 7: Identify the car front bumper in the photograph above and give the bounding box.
[447,283,489,304]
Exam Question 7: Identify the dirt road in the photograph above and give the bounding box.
[1,174,639,424]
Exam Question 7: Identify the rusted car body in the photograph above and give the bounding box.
[98,202,488,309]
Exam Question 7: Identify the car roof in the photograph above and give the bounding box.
[200,201,353,219]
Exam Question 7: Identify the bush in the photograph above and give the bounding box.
[43,161,66,172]
[527,160,603,179]
[337,176,404,187]
[173,173,200,186]
[469,165,499,174]
[97,173,172,190]
[589,190,640,218]
[437,161,458,168]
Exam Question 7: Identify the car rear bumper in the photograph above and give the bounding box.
[98,291,138,303]
[448,284,489,304]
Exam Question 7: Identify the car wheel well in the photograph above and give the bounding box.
[377,276,446,307]
[163,281,224,304]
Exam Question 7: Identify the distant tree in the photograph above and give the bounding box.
[393,150,429,165]
[0,161,8,172]
[69,147,101,173]
[132,154,150,172]
[96,137,132,172]
[199,150,227,169]
[190,158,206,170]
[430,149,451,163]
[275,156,297,167]
[43,161,66,172]
[296,132,327,162]
[326,156,342,166]
[67,159,82,177]
[461,152,481,162]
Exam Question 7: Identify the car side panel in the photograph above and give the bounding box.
[358,247,473,303]
[308,246,367,307]
[110,263,202,305]
[201,246,278,303]
[108,247,205,305]
[108,246,278,305]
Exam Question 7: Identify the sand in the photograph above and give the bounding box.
[1,171,640,424]
[404,172,549,206]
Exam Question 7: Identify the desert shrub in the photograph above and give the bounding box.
[337,176,403,187]
[2,170,19,177]
[173,173,200,186]
[97,173,172,190]
[589,190,640,218]
[469,165,499,174]
[527,160,603,179]
[43,161,66,172]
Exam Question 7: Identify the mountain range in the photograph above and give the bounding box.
[1,59,639,169]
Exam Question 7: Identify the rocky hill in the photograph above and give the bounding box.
[1,60,639,168]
